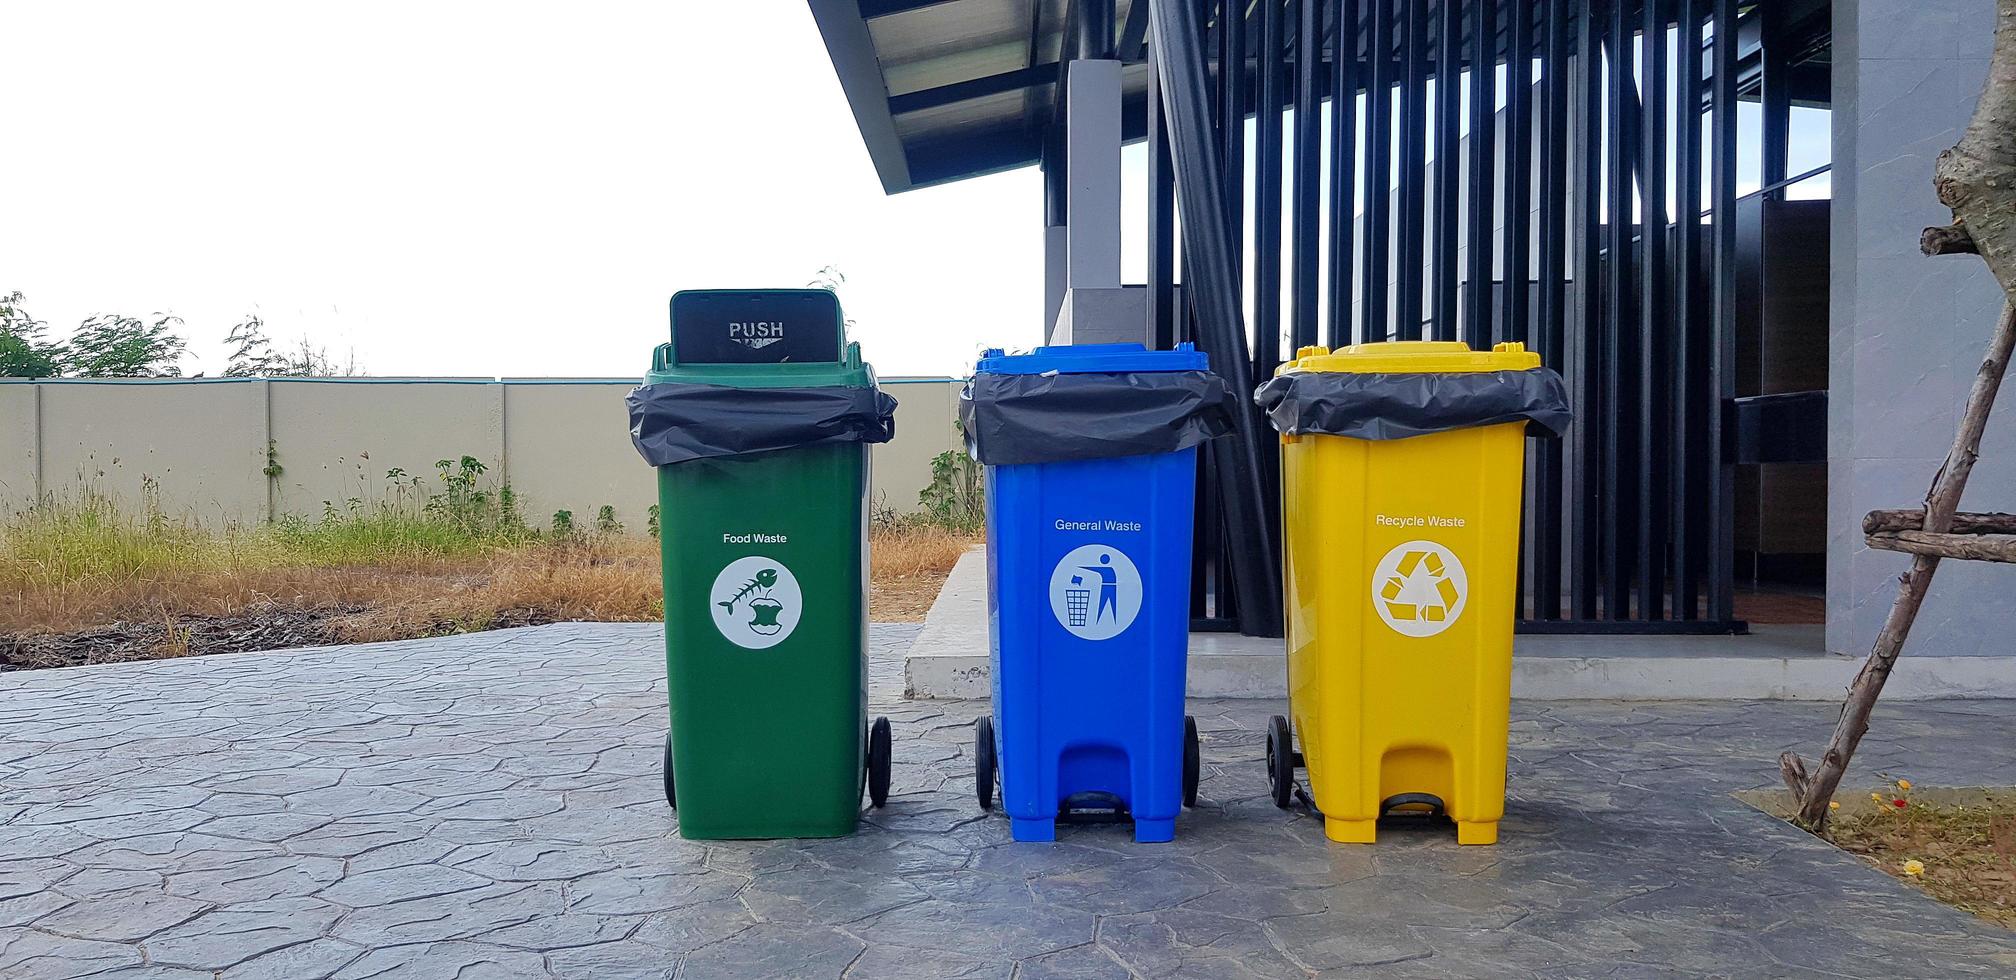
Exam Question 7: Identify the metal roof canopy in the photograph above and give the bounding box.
[808,0,1156,193]
[805,0,1826,194]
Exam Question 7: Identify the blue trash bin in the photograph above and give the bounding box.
[963,343,1224,844]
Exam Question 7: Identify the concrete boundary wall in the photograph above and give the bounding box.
[0,376,964,529]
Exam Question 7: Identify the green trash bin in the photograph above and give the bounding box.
[627,288,898,839]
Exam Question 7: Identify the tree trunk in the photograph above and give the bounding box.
[1781,0,2016,831]
[1784,303,2016,828]
[1930,1,2016,300]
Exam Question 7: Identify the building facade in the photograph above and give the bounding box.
[811,0,2013,657]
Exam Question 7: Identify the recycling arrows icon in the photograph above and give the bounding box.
[1372,540,1469,638]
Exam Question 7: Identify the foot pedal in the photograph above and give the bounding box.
[1380,793,1446,818]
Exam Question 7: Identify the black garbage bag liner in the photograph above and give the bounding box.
[1253,368,1572,441]
[627,382,898,466]
[960,370,1239,466]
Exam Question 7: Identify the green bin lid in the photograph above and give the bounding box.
[646,289,876,389]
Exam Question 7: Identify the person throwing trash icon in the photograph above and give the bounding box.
[1049,544,1142,641]
[1080,552,1120,623]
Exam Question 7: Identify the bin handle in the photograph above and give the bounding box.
[1380,793,1446,817]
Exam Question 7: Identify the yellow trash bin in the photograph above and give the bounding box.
[1253,340,1571,846]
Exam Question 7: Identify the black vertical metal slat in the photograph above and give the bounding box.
[1464,0,1498,349]
[1430,0,1462,340]
[1326,0,1360,347]
[1707,0,1737,625]
[1503,2,1533,346]
[1183,0,1209,623]
[1078,0,1115,59]
[1256,0,1286,378]
[1752,1,1788,595]
[1217,0,1250,628]
[1148,0,1287,638]
[1672,0,1703,618]
[1191,0,1226,628]
[1601,0,1635,619]
[1251,0,1285,548]
[1188,0,1217,625]
[1362,0,1393,339]
[1291,0,1323,353]
[1759,1,1789,193]
[1395,0,1428,339]
[1148,37,1178,352]
[1637,0,1668,620]
[1570,0,1602,620]
[1207,0,1225,145]
[1224,0,1247,283]
[1185,302,1217,624]
[1529,0,1570,622]
[1504,0,1534,611]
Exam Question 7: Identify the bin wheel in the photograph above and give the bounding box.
[1266,715,1294,809]
[1182,715,1200,808]
[974,715,997,812]
[866,717,892,808]
[662,733,676,810]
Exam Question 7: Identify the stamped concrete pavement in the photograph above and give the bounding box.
[3,623,2013,978]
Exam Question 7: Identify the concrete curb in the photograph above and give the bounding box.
[904,549,2016,701]
[903,545,991,699]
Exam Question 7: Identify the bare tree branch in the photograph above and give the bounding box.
[1866,529,2016,563]
[1863,509,2016,535]
[1921,222,1980,256]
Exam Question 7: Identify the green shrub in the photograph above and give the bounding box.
[917,448,983,533]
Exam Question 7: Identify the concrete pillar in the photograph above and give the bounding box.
[1049,58,1150,347]
[1042,132,1068,341]
[1065,59,1122,292]
[1828,0,2016,657]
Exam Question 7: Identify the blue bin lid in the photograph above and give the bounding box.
[974,342,1209,375]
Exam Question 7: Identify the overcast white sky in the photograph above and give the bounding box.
[3,1,1048,379]
[4,3,1825,380]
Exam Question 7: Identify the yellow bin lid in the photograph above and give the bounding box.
[1280,340,1541,375]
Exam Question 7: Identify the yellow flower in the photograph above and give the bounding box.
[1902,859,1925,878]
[1897,779,1912,792]
[1871,792,1884,804]
[1829,801,1840,811]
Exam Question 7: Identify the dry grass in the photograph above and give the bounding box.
[869,523,980,622]
[1825,785,2016,929]
[1,494,973,665]
[1744,784,2016,930]
[331,536,667,642]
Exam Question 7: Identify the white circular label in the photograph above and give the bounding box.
[1048,544,1143,641]
[1371,540,1469,638]
[709,555,802,650]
